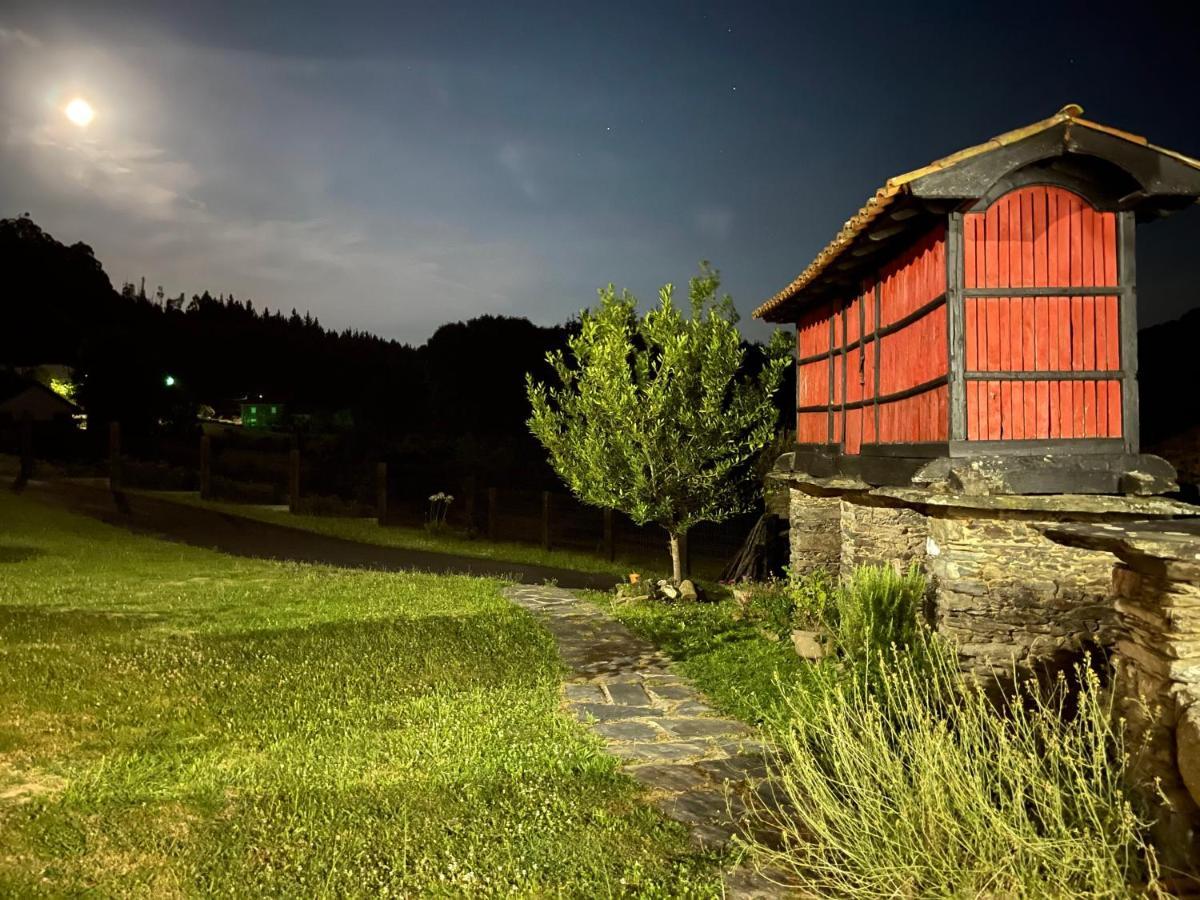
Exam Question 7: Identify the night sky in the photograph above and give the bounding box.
[2,0,1197,344]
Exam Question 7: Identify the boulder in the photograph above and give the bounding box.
[678,579,699,602]
[1176,702,1200,810]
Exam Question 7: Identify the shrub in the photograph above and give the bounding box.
[748,637,1163,898]
[828,563,925,665]
[786,568,838,632]
[738,578,795,639]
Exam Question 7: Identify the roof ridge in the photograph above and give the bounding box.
[753,108,1200,320]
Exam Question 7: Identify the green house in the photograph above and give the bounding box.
[240,399,285,430]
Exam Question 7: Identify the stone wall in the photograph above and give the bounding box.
[839,497,928,579]
[1042,522,1200,866]
[787,487,840,576]
[926,510,1117,674]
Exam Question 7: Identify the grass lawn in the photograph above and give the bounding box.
[139,490,701,581]
[0,491,722,896]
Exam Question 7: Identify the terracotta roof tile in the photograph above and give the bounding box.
[753,105,1200,320]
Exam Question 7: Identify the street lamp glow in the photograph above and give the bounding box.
[64,97,95,127]
[164,375,176,387]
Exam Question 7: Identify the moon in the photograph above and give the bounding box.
[64,97,95,127]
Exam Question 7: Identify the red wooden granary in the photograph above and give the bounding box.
[755,105,1200,494]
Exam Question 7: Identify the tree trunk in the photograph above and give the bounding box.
[668,531,683,584]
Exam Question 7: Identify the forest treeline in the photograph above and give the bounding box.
[0,215,793,460]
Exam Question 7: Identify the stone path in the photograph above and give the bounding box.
[504,584,799,898]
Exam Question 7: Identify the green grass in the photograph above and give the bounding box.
[139,490,694,581]
[0,491,722,896]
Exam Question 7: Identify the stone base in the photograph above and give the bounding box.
[778,472,1200,676]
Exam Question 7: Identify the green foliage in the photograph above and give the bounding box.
[526,263,791,556]
[748,639,1162,898]
[0,493,721,895]
[786,568,839,632]
[826,564,925,665]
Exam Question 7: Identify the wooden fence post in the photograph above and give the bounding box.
[108,421,122,492]
[376,462,388,524]
[541,491,552,551]
[288,446,300,513]
[463,474,477,531]
[679,531,691,579]
[603,508,615,562]
[487,487,498,541]
[199,435,211,500]
[17,412,34,486]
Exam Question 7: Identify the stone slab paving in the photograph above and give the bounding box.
[504,584,801,898]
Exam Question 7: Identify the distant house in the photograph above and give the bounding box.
[0,379,79,425]
[240,398,285,430]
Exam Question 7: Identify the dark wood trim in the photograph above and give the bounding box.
[947,212,966,441]
[964,369,1123,381]
[1118,210,1139,455]
[799,374,949,414]
[794,292,947,365]
[963,286,1120,298]
[860,442,948,459]
[948,437,1124,457]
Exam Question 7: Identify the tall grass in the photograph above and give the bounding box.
[748,566,1163,898]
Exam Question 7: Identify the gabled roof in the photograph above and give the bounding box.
[0,380,79,416]
[754,105,1200,322]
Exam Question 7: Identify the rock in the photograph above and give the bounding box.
[660,583,680,600]
[1176,702,1200,810]
[679,579,699,602]
[790,629,825,660]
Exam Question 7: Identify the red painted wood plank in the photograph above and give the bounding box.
[1071,296,1084,371]
[1069,194,1084,287]
[1107,380,1122,439]
[998,196,1011,289]
[1105,296,1120,370]
[1033,187,1048,287]
[986,203,1000,289]
[1035,296,1049,372]
[1102,213,1118,286]
[1020,190,1034,287]
[986,381,1001,440]
[1035,380,1050,439]
[1056,190,1072,289]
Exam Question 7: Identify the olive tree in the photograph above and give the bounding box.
[527,263,791,582]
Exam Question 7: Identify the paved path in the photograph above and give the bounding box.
[504,584,799,898]
[25,480,620,590]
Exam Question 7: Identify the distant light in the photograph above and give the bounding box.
[164,374,176,387]
[65,98,95,127]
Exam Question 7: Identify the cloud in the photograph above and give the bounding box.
[694,205,733,240]
[496,140,545,203]
[0,26,40,48]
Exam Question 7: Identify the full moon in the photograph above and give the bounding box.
[64,97,95,127]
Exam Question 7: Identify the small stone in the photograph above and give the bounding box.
[790,629,825,660]
[653,787,729,824]
[595,720,662,742]
[659,716,751,740]
[571,702,657,722]
[605,682,651,706]
[626,763,709,792]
